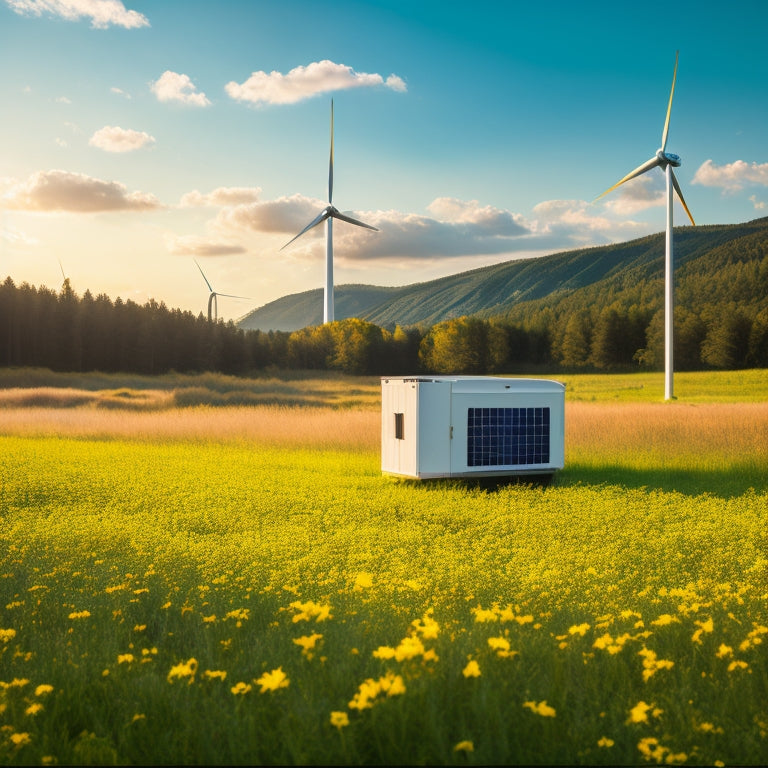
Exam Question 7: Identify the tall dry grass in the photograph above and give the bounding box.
[2,400,766,467]
[0,405,380,451]
[566,401,768,461]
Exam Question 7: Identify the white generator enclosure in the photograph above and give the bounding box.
[381,376,565,480]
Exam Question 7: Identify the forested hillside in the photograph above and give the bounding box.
[238,218,768,332]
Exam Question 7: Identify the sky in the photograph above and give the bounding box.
[1,0,767,321]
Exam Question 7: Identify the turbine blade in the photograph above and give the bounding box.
[670,169,695,226]
[216,293,252,301]
[329,209,379,231]
[661,50,679,153]
[328,99,334,204]
[280,209,330,250]
[194,259,214,293]
[595,156,661,201]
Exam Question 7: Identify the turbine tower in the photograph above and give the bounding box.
[596,51,695,401]
[281,99,378,324]
[194,260,250,322]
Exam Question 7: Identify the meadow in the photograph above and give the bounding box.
[0,369,766,765]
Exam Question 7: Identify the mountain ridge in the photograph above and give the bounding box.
[237,217,768,332]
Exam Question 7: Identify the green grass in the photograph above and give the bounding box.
[1,404,766,764]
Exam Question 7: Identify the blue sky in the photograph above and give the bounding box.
[1,0,767,320]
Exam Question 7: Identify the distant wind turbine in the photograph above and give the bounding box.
[194,259,250,322]
[595,50,695,401]
[281,99,378,324]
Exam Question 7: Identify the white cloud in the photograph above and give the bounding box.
[749,195,766,210]
[225,60,407,106]
[110,86,131,99]
[150,71,210,107]
[216,194,326,234]
[55,95,72,104]
[5,0,149,29]
[1,224,38,245]
[692,159,768,192]
[1,170,162,212]
[89,125,155,153]
[180,187,262,208]
[165,234,246,257]
[592,173,666,216]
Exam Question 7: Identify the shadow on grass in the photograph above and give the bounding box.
[386,465,765,499]
[555,463,766,498]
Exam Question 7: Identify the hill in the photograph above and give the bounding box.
[237,217,768,331]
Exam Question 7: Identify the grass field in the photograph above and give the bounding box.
[0,370,766,765]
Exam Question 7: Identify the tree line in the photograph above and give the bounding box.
[1,276,766,377]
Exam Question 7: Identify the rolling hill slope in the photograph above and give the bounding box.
[237,218,768,331]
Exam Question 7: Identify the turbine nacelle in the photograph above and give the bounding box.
[657,149,681,167]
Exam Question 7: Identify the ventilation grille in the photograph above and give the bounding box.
[467,407,550,467]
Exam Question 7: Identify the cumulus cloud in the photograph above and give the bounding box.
[1,170,161,212]
[749,195,766,210]
[5,0,149,29]
[225,60,407,106]
[89,125,155,153]
[110,86,131,99]
[216,194,327,235]
[165,234,246,257]
[179,187,262,208]
[692,159,768,192]
[150,71,210,107]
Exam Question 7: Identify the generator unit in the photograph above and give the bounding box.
[381,376,565,480]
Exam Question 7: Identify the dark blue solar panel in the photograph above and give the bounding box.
[467,407,550,467]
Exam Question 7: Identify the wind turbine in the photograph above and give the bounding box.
[596,50,695,401]
[194,259,250,322]
[281,99,378,324]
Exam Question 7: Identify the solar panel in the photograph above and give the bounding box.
[467,407,550,467]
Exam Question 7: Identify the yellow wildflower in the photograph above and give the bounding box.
[453,740,474,752]
[25,703,44,716]
[597,737,614,748]
[167,658,197,684]
[411,613,440,639]
[638,647,674,681]
[637,737,666,762]
[68,610,91,620]
[628,700,653,724]
[523,700,556,717]
[202,614,217,624]
[727,660,749,672]
[691,617,714,643]
[462,660,481,678]
[568,623,590,636]
[290,600,332,623]
[0,628,16,643]
[10,732,31,747]
[716,644,733,659]
[117,653,135,664]
[330,711,349,729]
[224,608,250,627]
[203,670,227,681]
[231,681,252,695]
[255,667,289,693]
[650,614,678,627]
[35,684,54,697]
[353,572,373,590]
[472,606,498,623]
[293,633,323,658]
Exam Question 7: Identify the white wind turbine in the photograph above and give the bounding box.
[194,260,250,322]
[596,50,695,401]
[281,99,378,324]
